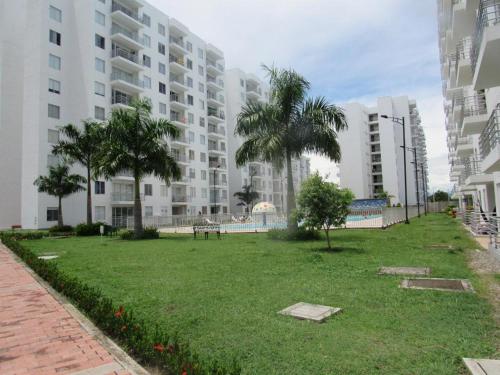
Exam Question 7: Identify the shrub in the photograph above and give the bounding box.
[0,231,46,240]
[267,227,320,241]
[75,222,112,236]
[120,227,159,240]
[119,230,135,240]
[0,232,241,375]
[48,225,74,234]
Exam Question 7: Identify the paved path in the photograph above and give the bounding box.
[0,243,138,375]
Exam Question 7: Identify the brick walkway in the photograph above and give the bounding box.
[0,244,137,375]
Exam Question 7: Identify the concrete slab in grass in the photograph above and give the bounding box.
[38,255,59,260]
[463,358,500,374]
[428,244,454,250]
[278,302,342,323]
[378,267,431,276]
[400,278,474,293]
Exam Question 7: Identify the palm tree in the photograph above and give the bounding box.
[34,163,86,227]
[100,98,181,238]
[234,184,259,213]
[235,65,347,231]
[52,121,105,224]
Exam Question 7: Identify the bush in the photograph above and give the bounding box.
[267,227,320,241]
[0,232,241,375]
[119,230,134,240]
[75,222,112,236]
[120,227,159,240]
[48,225,74,234]
[0,231,46,240]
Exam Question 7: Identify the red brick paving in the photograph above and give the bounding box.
[0,244,133,375]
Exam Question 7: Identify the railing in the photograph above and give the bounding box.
[111,24,140,42]
[170,112,187,124]
[111,46,139,64]
[207,76,224,87]
[172,195,191,203]
[208,125,225,136]
[209,179,228,186]
[112,1,140,21]
[111,70,143,87]
[173,176,191,183]
[207,108,225,119]
[169,36,185,49]
[173,154,187,163]
[170,93,185,105]
[171,135,188,143]
[462,93,487,117]
[455,36,472,72]
[170,77,186,86]
[479,104,500,159]
[463,157,482,178]
[210,196,228,204]
[112,90,134,106]
[169,54,185,66]
[111,192,144,202]
[472,0,500,72]
[209,161,227,169]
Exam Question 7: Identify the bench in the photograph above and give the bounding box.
[193,224,221,239]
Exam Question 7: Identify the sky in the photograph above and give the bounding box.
[150,0,449,194]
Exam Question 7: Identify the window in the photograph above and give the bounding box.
[201,171,207,181]
[240,79,245,87]
[144,184,153,196]
[145,206,153,217]
[159,102,167,114]
[47,208,59,222]
[95,10,105,26]
[143,54,151,67]
[94,81,105,96]
[198,65,204,75]
[199,99,205,110]
[186,41,192,52]
[199,117,205,127]
[189,131,195,143]
[95,206,105,221]
[188,113,194,124]
[158,23,165,36]
[49,6,62,22]
[187,77,193,88]
[95,106,105,120]
[95,57,105,73]
[95,34,105,49]
[198,48,204,59]
[201,188,207,198]
[48,129,59,144]
[142,13,151,27]
[187,95,194,105]
[160,185,168,197]
[48,104,60,119]
[143,76,151,89]
[200,152,206,162]
[143,34,151,47]
[160,206,168,216]
[199,83,204,93]
[159,62,166,75]
[94,181,105,194]
[49,54,61,70]
[158,42,165,55]
[159,82,166,94]
[49,79,60,94]
[200,134,205,145]
[187,59,193,70]
[189,150,195,161]
[190,187,196,198]
[49,30,61,46]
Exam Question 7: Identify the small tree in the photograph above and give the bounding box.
[34,163,86,227]
[378,191,394,207]
[429,190,449,202]
[297,173,354,250]
[233,184,259,213]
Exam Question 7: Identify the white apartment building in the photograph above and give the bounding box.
[224,68,311,214]
[438,0,500,213]
[338,96,429,205]
[0,0,230,229]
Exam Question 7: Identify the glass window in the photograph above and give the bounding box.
[189,131,195,143]
[95,10,105,26]
[94,81,105,96]
[188,113,194,124]
[186,59,193,70]
[144,75,151,89]
[95,34,105,49]
[186,41,192,52]
[200,152,206,162]
[199,82,204,93]
[201,188,207,198]
[49,6,62,22]
[47,208,59,221]
[199,99,205,110]
[48,104,60,119]
[144,184,153,196]
[95,206,105,221]
[158,62,166,75]
[145,206,153,217]
[198,48,204,59]
[143,54,151,67]
[187,77,193,88]
[49,30,61,46]
[240,79,244,87]
[48,129,59,144]
[143,34,151,47]
[94,181,105,194]
[49,54,61,70]
[198,65,204,75]
[189,151,195,161]
[95,106,105,120]
[160,185,168,197]
[201,171,207,181]
[199,117,205,127]
[142,13,151,27]
[200,134,205,145]
[158,42,165,55]
[49,79,60,94]
[159,102,167,114]
[95,57,105,73]
[158,23,165,36]
[159,82,166,94]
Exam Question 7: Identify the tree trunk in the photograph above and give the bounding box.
[325,228,331,250]
[286,150,298,232]
[133,176,143,238]
[58,196,63,227]
[86,167,92,225]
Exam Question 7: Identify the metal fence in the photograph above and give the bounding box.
[458,209,500,258]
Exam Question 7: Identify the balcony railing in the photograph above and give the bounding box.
[173,176,191,183]
[173,154,187,163]
[209,179,228,186]
[112,90,134,106]
[170,93,185,105]
[208,125,225,136]
[472,0,500,72]
[111,192,143,202]
[172,135,188,143]
[169,54,185,66]
[111,46,139,64]
[111,24,140,42]
[112,1,140,21]
[455,36,472,72]
[207,76,224,87]
[462,93,487,117]
[172,195,191,203]
[463,157,482,179]
[209,196,228,204]
[209,161,226,169]
[479,104,500,159]
[170,77,186,86]
[111,70,143,87]
[170,112,187,124]
[169,36,185,49]
[207,108,225,119]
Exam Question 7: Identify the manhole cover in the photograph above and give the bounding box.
[378,267,431,276]
[400,278,474,292]
[463,358,500,374]
[38,255,59,260]
[278,302,342,323]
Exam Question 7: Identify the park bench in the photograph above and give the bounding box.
[193,224,221,239]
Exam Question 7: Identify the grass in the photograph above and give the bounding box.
[24,214,497,374]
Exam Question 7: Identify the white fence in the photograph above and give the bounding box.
[458,209,500,260]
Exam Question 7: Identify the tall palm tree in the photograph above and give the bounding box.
[233,184,259,213]
[52,121,105,224]
[34,163,86,227]
[235,65,347,231]
[100,98,180,238]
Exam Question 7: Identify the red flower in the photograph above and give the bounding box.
[114,306,125,318]
[181,372,187,375]
[167,344,175,354]
[153,343,164,353]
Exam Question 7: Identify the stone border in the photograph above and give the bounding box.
[3,244,149,375]
[278,302,342,323]
[400,278,475,293]
[378,266,431,276]
[463,358,500,374]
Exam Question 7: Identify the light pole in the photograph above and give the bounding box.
[408,147,420,218]
[213,164,220,216]
[381,115,409,224]
[420,163,428,215]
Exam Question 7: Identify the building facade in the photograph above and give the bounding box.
[0,0,230,229]
[438,0,500,213]
[338,96,429,205]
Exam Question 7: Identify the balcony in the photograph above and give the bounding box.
[206,76,224,92]
[169,36,188,55]
[246,88,262,101]
[207,108,225,124]
[461,93,489,135]
[479,104,500,172]
[170,111,188,128]
[170,76,189,92]
[472,0,500,89]
[209,161,227,169]
[172,195,191,204]
[111,70,144,93]
[209,178,228,187]
[111,45,143,72]
[208,144,225,155]
[455,36,473,86]
[111,1,143,30]
[111,90,135,109]
[169,93,187,110]
[111,23,143,50]
[169,54,188,74]
[208,125,226,138]
[209,196,228,204]
[206,59,224,76]
[172,153,189,164]
[456,135,474,156]
[207,91,224,107]
[111,192,143,202]
[171,134,189,146]
[172,175,191,185]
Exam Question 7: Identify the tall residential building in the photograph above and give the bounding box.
[437,0,500,212]
[224,68,311,214]
[338,96,429,205]
[0,0,230,229]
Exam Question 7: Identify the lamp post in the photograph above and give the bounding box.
[408,147,420,218]
[420,163,428,215]
[381,115,409,224]
[213,164,220,217]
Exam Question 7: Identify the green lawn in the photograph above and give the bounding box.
[25,214,497,374]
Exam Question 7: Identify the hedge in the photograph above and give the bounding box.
[0,232,241,375]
